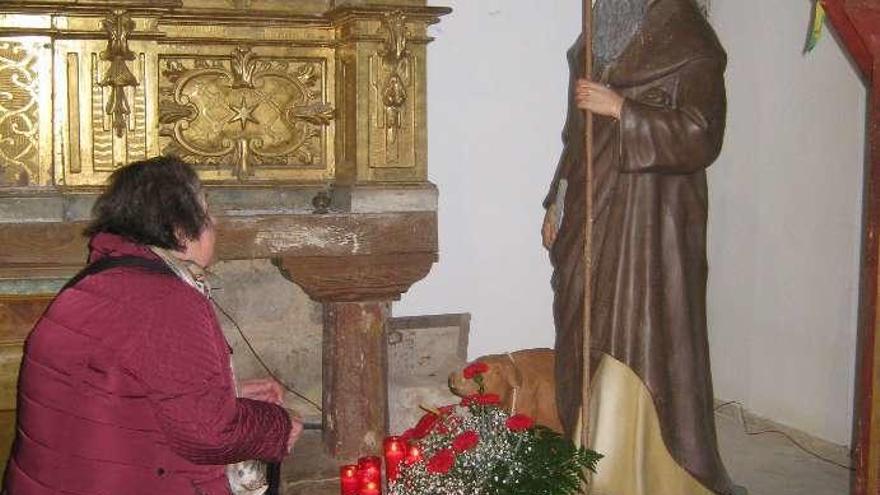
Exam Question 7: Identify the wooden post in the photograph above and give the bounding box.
[322,301,391,460]
[579,0,595,490]
[819,2,880,493]
[853,58,880,495]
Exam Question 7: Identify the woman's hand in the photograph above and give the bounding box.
[542,206,559,250]
[575,79,625,119]
[287,412,304,454]
[240,378,284,406]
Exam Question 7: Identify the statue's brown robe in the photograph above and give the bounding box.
[546,0,734,493]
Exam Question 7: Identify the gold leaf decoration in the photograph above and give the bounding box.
[98,10,139,138]
[158,48,335,179]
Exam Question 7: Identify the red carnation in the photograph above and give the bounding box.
[451,431,480,453]
[426,449,456,474]
[463,361,489,379]
[411,412,439,439]
[506,413,535,432]
[460,393,501,406]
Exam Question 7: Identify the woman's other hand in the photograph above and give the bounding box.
[240,378,284,406]
[575,79,624,119]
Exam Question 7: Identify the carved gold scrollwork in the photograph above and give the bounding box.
[99,10,139,138]
[0,41,39,186]
[159,47,336,180]
[289,102,335,127]
[377,11,410,145]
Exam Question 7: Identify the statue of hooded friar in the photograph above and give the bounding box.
[542,0,740,494]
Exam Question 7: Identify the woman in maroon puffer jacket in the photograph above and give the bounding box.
[3,157,301,494]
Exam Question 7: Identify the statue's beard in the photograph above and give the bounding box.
[593,0,650,71]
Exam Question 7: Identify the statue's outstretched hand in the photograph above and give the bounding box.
[575,79,624,119]
[542,206,559,250]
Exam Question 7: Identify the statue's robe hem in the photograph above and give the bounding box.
[589,353,716,495]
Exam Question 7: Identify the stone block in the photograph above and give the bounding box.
[387,314,469,434]
[211,259,324,424]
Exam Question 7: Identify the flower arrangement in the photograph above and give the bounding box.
[387,362,602,495]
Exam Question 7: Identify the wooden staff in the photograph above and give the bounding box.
[578,0,595,470]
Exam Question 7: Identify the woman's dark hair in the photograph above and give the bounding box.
[84,156,209,250]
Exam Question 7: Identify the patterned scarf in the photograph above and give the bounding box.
[149,246,211,297]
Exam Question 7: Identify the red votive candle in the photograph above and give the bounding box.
[360,480,381,495]
[357,456,382,486]
[404,444,422,465]
[340,464,359,495]
[383,436,405,482]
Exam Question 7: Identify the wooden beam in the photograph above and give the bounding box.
[0,212,437,274]
[275,253,436,302]
[822,0,874,81]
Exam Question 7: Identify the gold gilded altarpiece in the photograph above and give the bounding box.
[0,0,449,188]
[0,0,450,468]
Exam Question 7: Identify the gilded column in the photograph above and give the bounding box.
[330,5,449,184]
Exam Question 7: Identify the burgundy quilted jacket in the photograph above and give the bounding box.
[3,233,291,495]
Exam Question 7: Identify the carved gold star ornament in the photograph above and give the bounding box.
[227,96,260,129]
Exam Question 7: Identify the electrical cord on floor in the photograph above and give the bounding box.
[211,297,324,418]
[714,400,853,471]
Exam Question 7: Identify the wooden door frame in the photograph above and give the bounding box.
[822,1,880,493]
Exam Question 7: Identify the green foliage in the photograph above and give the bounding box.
[486,426,602,495]
[484,426,602,495]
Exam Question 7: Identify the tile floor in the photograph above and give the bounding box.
[716,412,851,495]
[281,411,854,495]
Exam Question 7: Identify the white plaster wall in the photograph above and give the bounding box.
[398,0,866,445]
[397,0,580,356]
[707,0,866,446]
